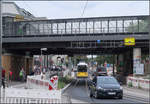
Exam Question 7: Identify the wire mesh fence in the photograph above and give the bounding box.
[0,95,71,104]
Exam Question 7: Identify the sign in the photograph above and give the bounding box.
[97,40,101,43]
[49,76,58,90]
[107,64,110,67]
[14,15,24,21]
[124,37,135,46]
[133,64,144,75]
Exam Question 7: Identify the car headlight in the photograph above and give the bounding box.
[120,86,123,90]
[97,87,106,91]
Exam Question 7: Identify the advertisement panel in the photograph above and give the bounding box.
[133,64,144,75]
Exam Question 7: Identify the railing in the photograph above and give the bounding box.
[3,15,149,37]
[0,96,71,103]
[0,97,61,103]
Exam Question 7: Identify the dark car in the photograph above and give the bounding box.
[89,76,123,99]
[94,67,107,76]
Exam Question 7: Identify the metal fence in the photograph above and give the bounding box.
[3,15,149,36]
[0,95,71,103]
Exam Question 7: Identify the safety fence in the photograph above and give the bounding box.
[127,76,150,90]
[0,97,61,103]
[0,96,70,103]
[0,88,70,103]
[27,69,69,90]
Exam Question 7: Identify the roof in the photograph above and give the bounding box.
[77,62,88,66]
[2,2,35,20]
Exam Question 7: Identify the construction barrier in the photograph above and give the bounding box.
[127,76,150,90]
[27,75,58,90]
[49,76,58,90]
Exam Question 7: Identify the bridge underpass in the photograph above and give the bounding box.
[1,15,150,81]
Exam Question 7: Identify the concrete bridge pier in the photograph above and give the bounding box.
[123,49,133,76]
[133,48,142,75]
[2,53,33,81]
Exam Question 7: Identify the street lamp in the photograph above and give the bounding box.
[40,48,47,70]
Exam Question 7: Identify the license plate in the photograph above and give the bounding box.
[108,92,116,95]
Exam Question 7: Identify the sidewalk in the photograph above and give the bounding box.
[123,85,149,99]
[1,87,61,99]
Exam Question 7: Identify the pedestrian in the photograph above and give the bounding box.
[19,67,25,82]
[9,70,13,83]
[2,67,6,88]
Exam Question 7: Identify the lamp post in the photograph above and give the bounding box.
[40,48,47,71]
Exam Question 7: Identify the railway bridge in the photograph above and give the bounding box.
[1,15,150,80]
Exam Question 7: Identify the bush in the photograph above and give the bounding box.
[58,76,72,89]
[128,82,132,87]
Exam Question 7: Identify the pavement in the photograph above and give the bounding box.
[123,85,149,99]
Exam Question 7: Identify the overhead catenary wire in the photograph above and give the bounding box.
[81,0,88,17]
[22,0,39,17]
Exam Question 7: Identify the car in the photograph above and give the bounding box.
[94,67,107,76]
[89,76,123,99]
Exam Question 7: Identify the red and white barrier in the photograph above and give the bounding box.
[27,75,58,90]
[49,76,58,90]
[127,76,150,90]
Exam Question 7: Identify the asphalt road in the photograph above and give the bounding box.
[62,80,149,104]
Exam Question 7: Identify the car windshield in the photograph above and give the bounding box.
[97,67,106,72]
[77,65,87,72]
[97,77,119,85]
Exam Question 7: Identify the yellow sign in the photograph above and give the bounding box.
[124,37,135,46]
[14,15,24,21]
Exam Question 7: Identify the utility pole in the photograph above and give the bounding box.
[0,0,2,87]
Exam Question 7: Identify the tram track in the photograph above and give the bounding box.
[62,75,149,104]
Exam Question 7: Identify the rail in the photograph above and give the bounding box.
[3,15,149,36]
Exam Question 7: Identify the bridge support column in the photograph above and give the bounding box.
[133,48,141,75]
[123,49,133,76]
[2,54,33,81]
[25,56,33,76]
[117,54,124,75]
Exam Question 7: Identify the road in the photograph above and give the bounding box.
[62,80,149,104]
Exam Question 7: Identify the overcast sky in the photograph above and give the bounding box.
[14,1,149,19]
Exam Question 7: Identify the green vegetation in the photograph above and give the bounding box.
[58,76,72,89]
[95,55,114,65]
[126,20,149,32]
[128,82,133,87]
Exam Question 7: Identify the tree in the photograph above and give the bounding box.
[95,55,114,65]
[126,20,149,32]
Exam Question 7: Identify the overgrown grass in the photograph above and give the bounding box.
[58,76,72,89]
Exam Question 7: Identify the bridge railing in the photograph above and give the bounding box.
[3,15,149,37]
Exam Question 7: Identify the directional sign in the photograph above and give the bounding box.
[124,37,135,46]
[97,40,101,43]
[14,15,24,21]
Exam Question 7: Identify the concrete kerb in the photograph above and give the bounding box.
[61,83,71,94]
